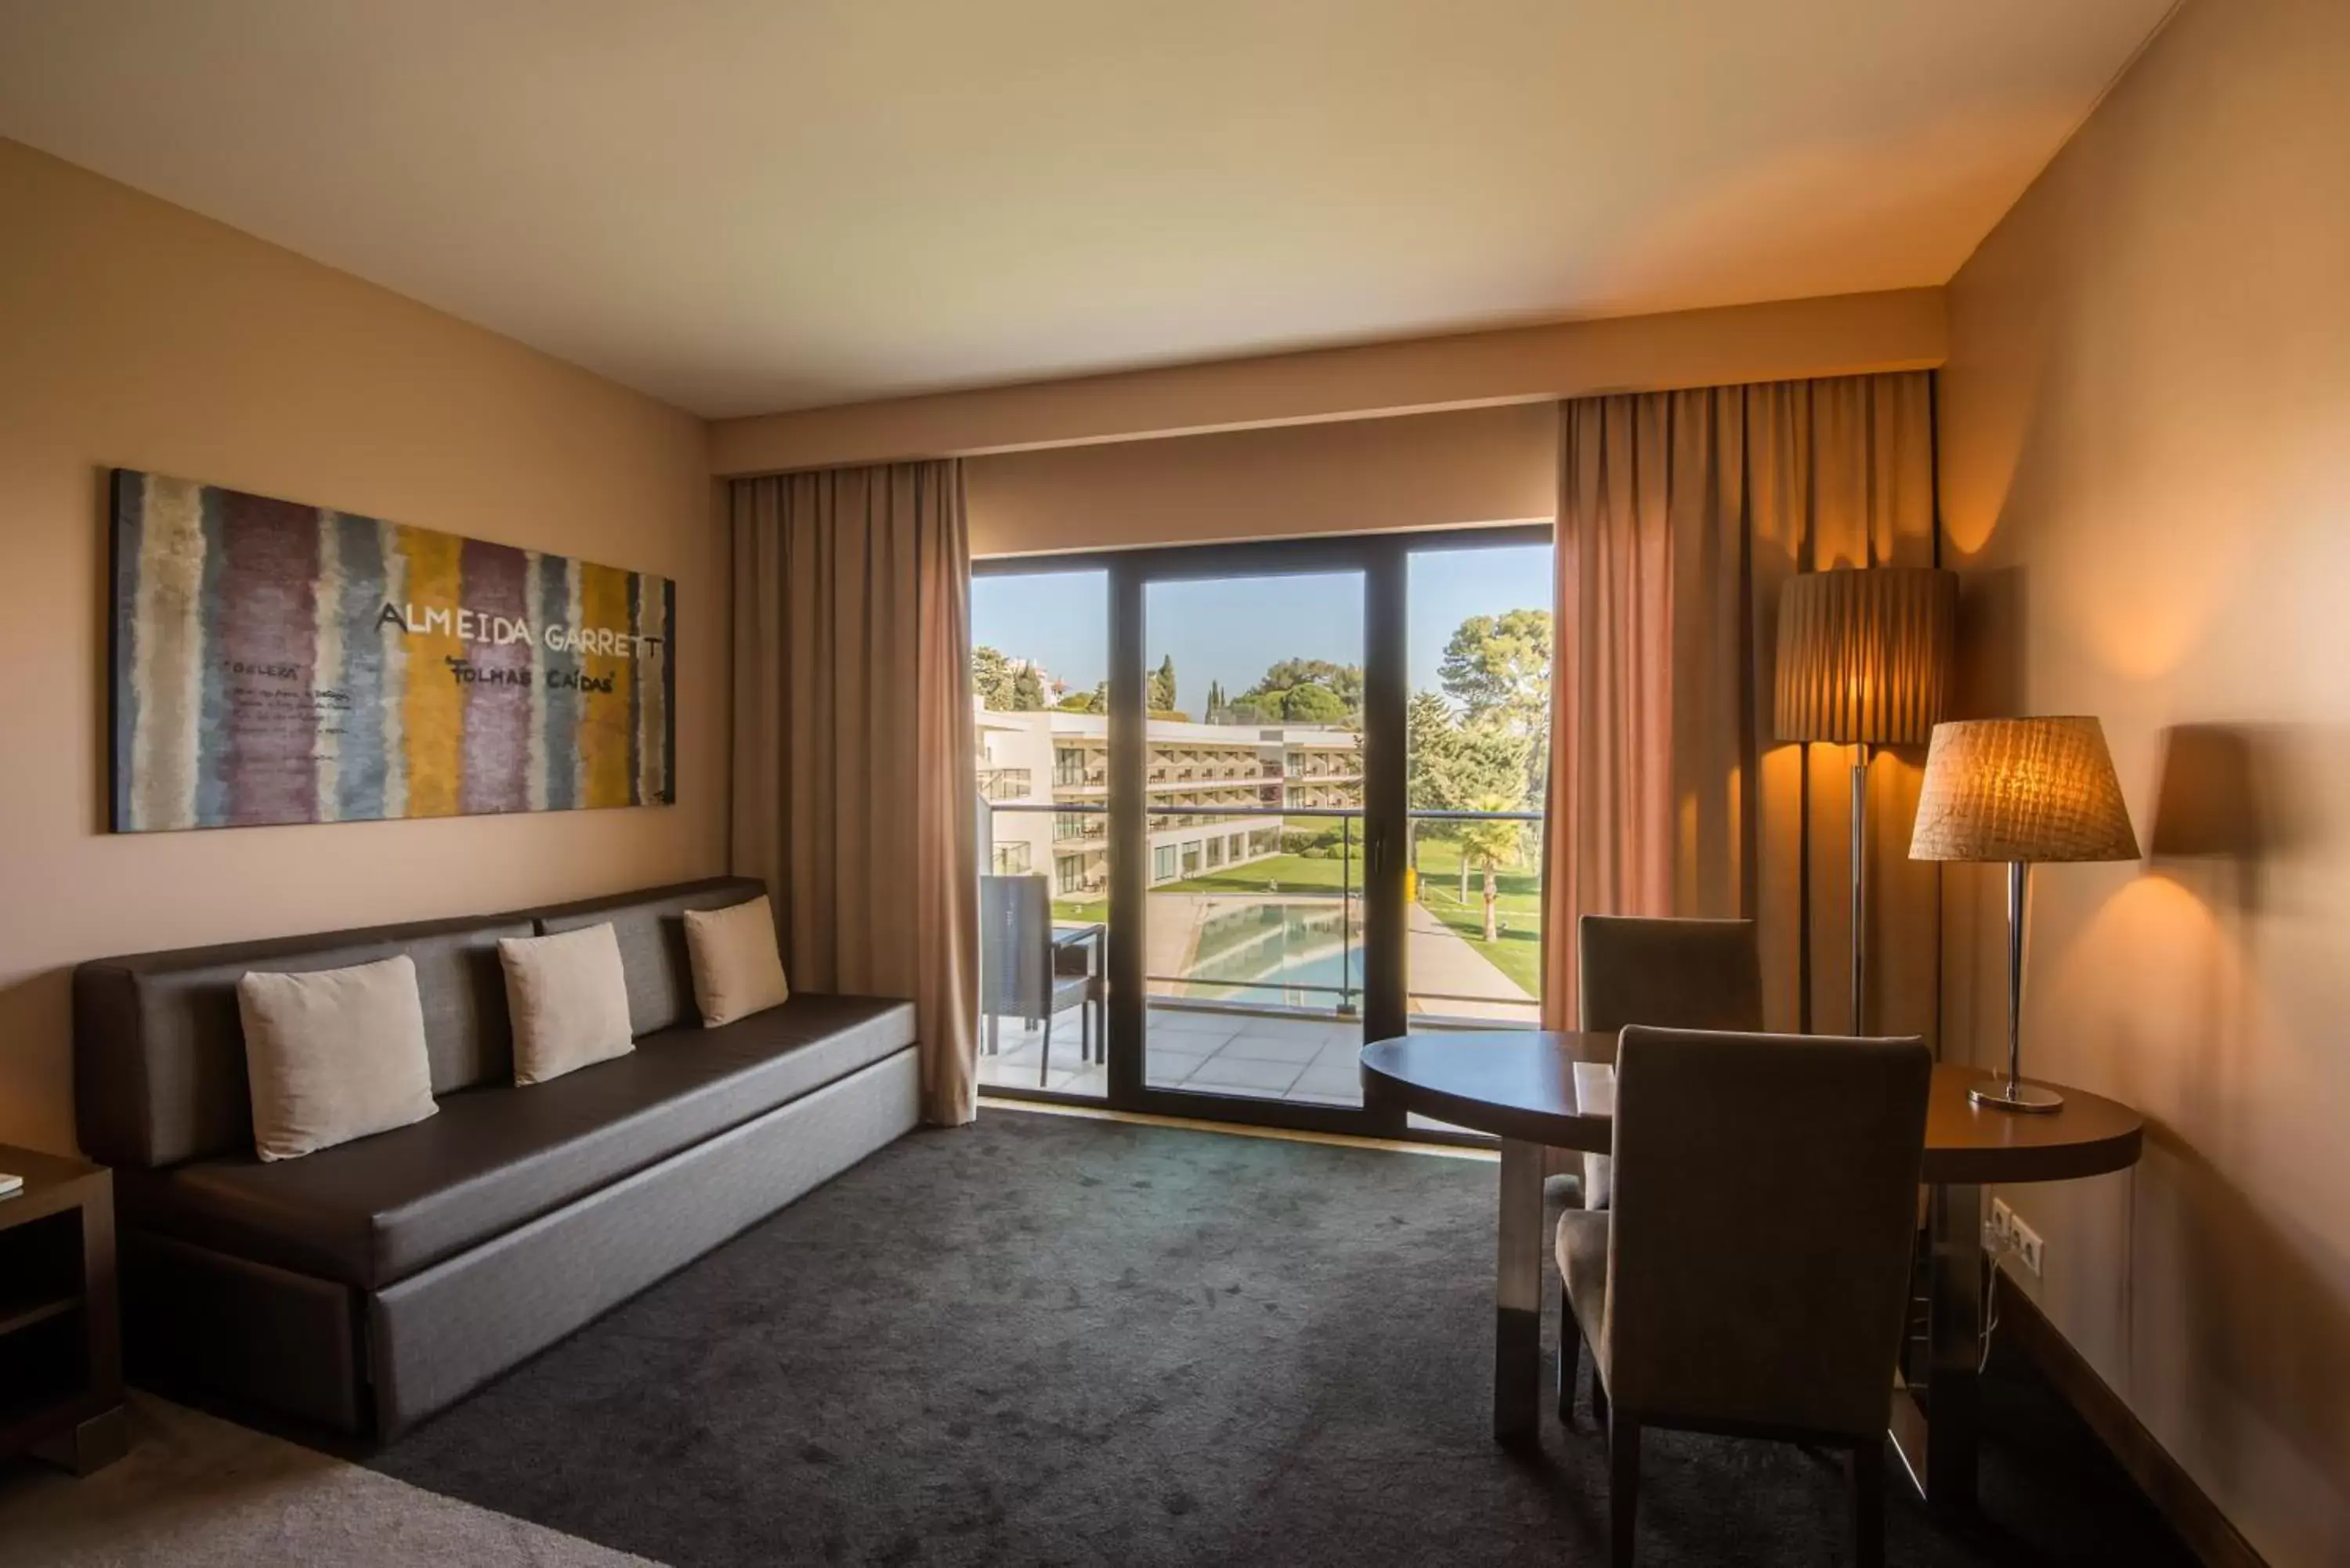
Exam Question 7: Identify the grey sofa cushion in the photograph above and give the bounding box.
[117,994,916,1288]
[530,876,768,1036]
[367,1049,920,1436]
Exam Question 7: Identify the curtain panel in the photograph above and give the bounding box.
[730,461,981,1126]
[1541,371,1940,1042]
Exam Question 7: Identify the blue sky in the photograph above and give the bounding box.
[972,543,1550,711]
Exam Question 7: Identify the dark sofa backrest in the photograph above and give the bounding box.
[74,913,531,1169]
[73,876,766,1169]
[526,876,768,1037]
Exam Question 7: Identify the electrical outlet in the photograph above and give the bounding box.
[2012,1215,2044,1277]
[1990,1198,2016,1248]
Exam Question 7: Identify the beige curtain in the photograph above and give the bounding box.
[1541,371,1940,1042]
[731,461,981,1125]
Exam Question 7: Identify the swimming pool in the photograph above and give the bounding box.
[1175,899,1365,1009]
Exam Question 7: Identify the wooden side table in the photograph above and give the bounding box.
[0,1144,127,1475]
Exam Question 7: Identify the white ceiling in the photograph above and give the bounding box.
[0,0,2174,418]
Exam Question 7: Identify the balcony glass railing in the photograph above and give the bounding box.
[977,767,1033,801]
[983,800,1543,1028]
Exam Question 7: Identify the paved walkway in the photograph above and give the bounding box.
[1404,902,1537,1022]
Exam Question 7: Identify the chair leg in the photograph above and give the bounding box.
[1609,1413,1640,1568]
[1039,1012,1054,1087]
[1556,1275,1580,1425]
[1850,1440,1885,1568]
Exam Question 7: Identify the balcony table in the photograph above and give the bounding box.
[1359,1030,2144,1516]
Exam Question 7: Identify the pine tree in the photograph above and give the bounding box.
[1440,609,1553,804]
[971,645,1017,709]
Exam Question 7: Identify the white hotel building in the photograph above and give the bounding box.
[975,708,1365,897]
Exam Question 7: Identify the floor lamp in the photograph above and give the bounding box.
[1909,717,2139,1111]
[1773,566,1958,1034]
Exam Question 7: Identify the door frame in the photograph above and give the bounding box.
[974,523,1549,1138]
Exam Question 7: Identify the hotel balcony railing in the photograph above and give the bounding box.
[1133,775,1256,793]
[986,799,1543,1025]
[977,767,1033,802]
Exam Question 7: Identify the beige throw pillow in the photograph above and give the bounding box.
[499,923,636,1085]
[683,896,790,1028]
[237,956,438,1162]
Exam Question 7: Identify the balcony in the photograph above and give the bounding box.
[977,767,1033,802]
[979,1005,1362,1103]
[978,800,1544,1107]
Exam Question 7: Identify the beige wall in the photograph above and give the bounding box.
[713,287,1946,476]
[1937,2,2350,1562]
[0,140,725,1155]
[967,403,1556,557]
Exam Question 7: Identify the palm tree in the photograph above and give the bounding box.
[1456,791,1524,943]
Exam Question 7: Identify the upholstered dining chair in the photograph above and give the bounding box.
[1572,916,1764,1209]
[1578,915,1764,1039]
[978,875,1102,1086]
[1558,1024,1932,1568]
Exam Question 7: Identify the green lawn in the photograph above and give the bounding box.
[1412,840,1543,999]
[1163,854,1353,896]
[1159,840,1544,1000]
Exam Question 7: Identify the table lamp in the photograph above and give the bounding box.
[1910,717,2138,1111]
[1774,565,1958,1031]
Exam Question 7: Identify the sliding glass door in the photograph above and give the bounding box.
[973,526,1550,1138]
[1133,565,1376,1116]
[971,568,1112,1099]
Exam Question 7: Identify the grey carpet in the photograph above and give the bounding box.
[0,1396,656,1568]
[369,1110,2193,1567]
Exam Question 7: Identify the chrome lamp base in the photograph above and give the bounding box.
[1972,860,2067,1115]
[1968,1078,2064,1114]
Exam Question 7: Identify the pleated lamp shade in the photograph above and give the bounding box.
[1773,567,1958,745]
[1910,717,2140,863]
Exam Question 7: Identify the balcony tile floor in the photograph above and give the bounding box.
[975,1004,1365,1107]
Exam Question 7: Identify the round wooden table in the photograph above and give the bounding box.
[1361,1031,2146,1512]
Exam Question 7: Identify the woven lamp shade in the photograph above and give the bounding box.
[1910,717,2140,863]
[1773,567,1958,745]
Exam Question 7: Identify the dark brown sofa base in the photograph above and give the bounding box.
[123,1046,920,1440]
[124,1231,367,1433]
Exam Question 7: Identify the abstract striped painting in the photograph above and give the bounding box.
[110,470,675,832]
